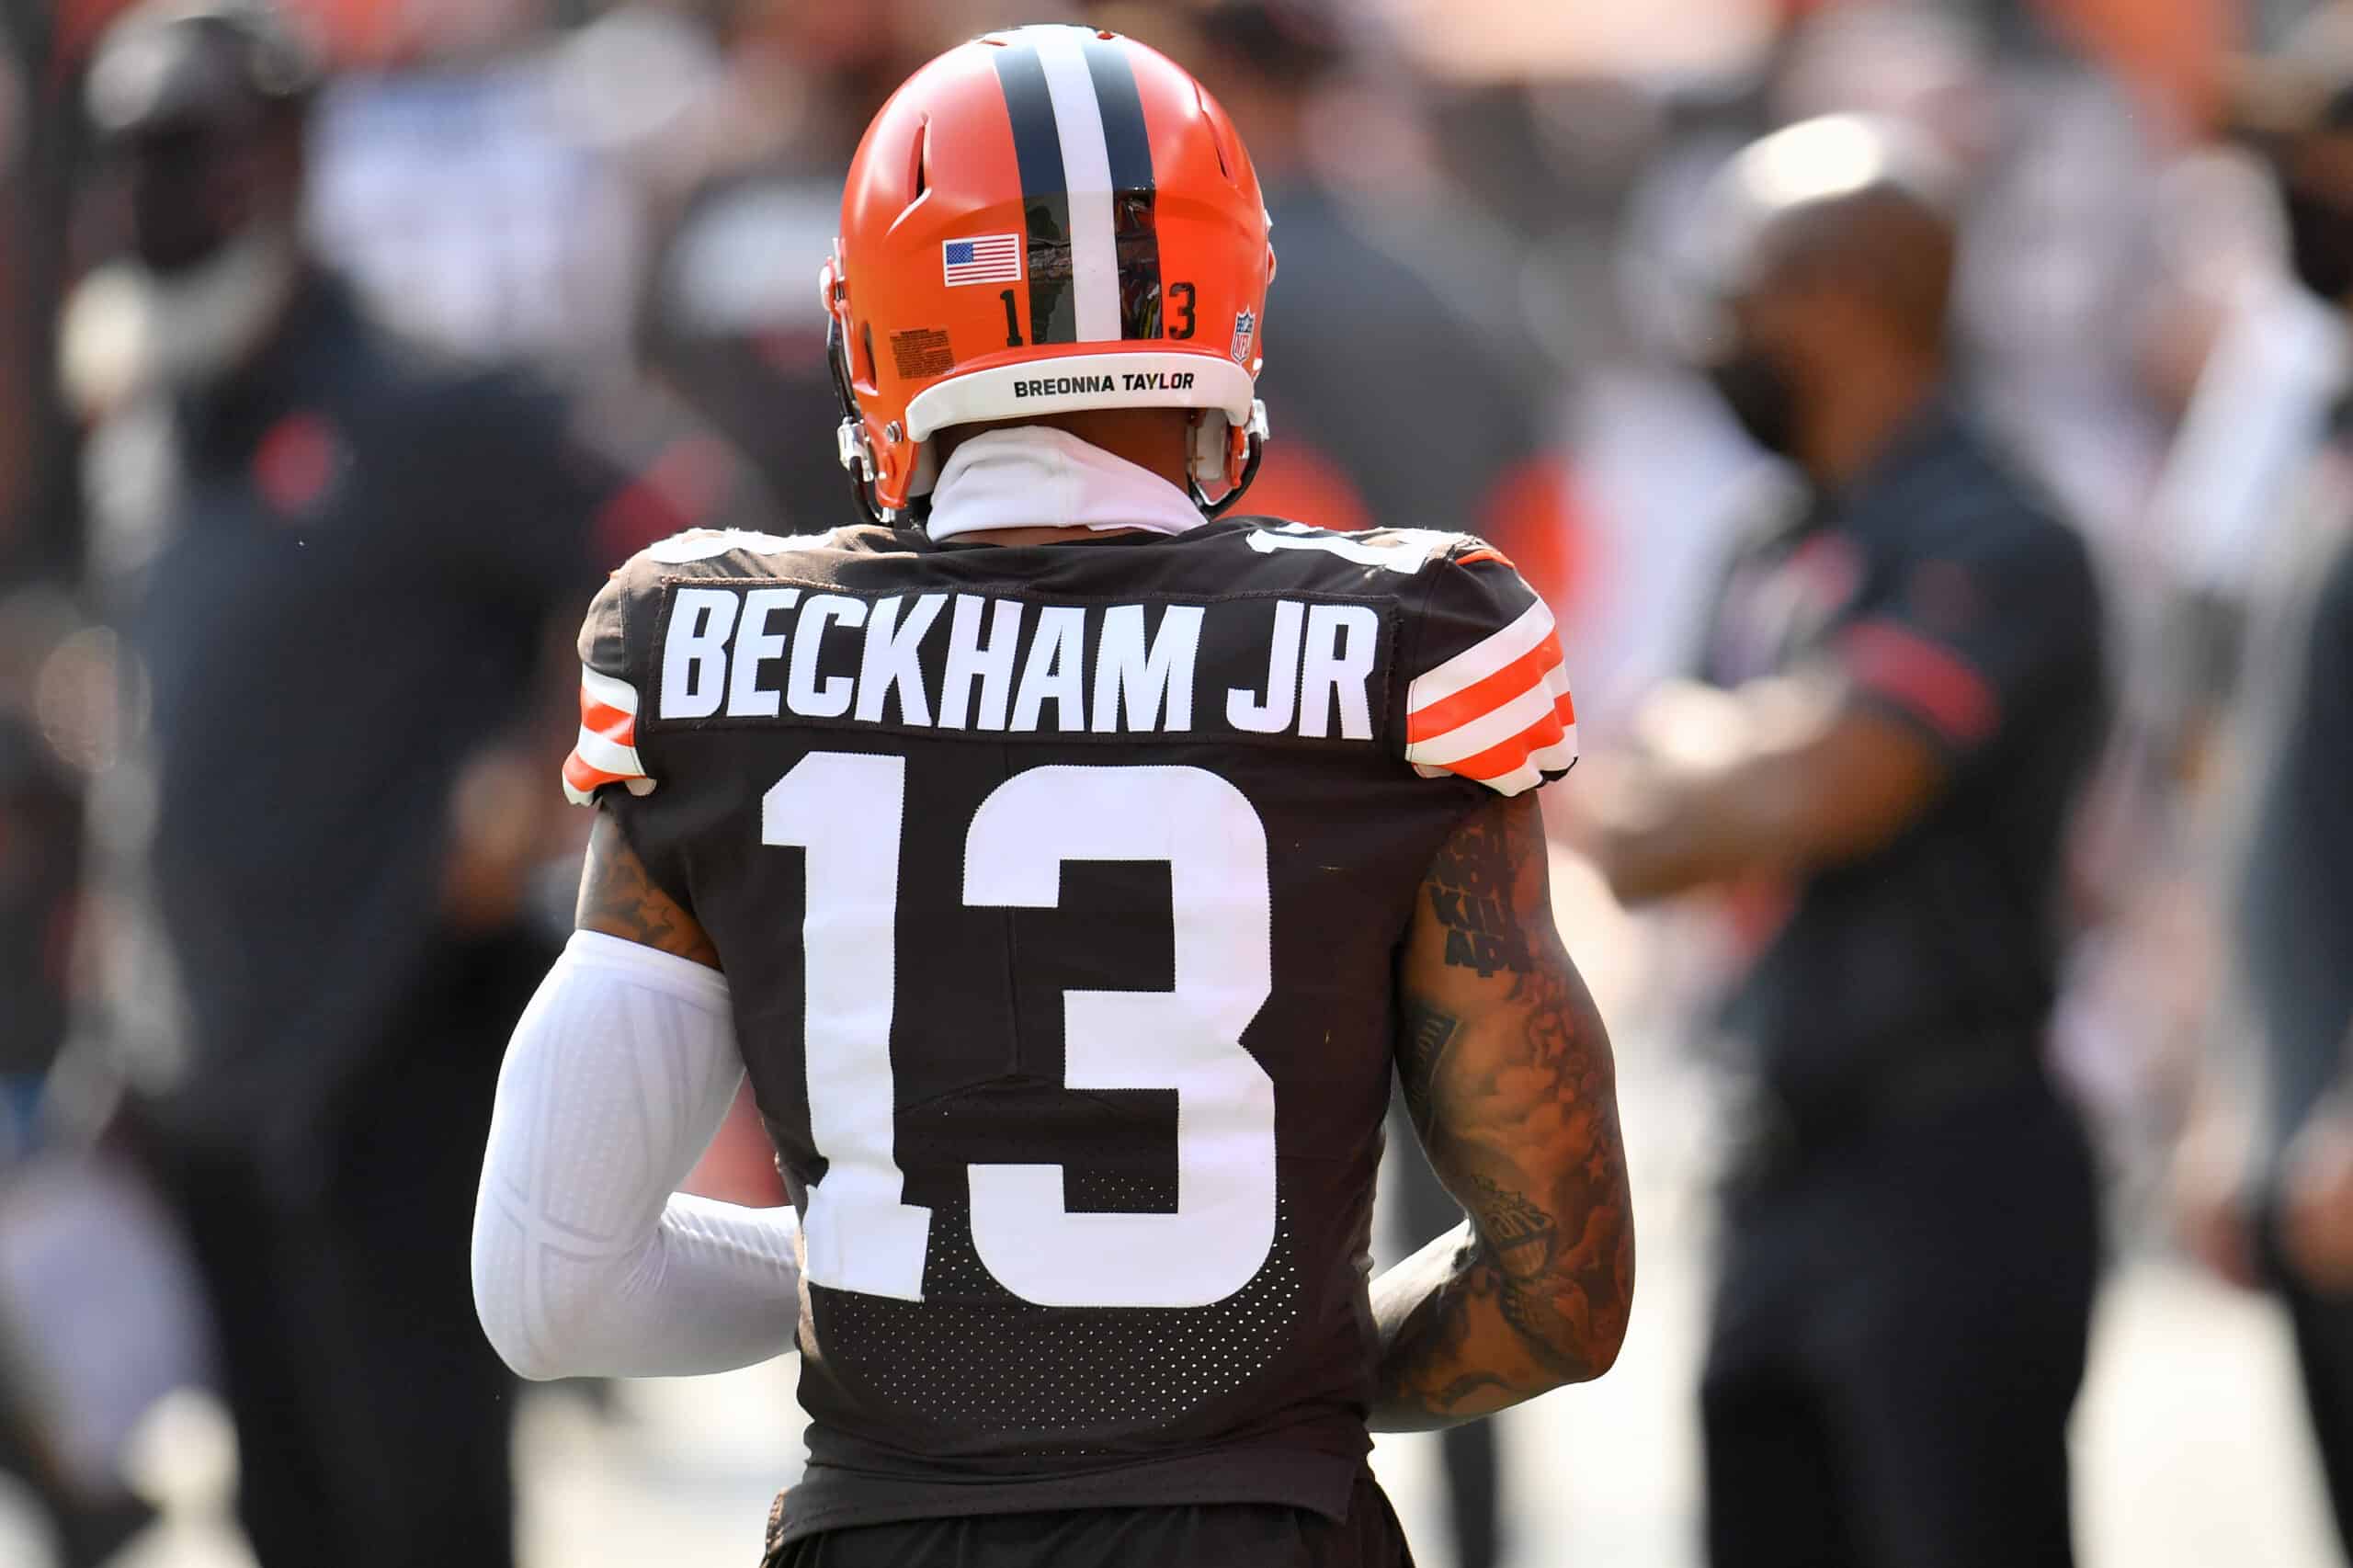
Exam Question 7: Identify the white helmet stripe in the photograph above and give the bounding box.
[1033,28,1121,343]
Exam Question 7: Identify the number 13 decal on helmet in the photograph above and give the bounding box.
[766,755,1279,1311]
[819,24,1276,525]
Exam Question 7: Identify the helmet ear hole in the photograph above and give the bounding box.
[858,322,878,387]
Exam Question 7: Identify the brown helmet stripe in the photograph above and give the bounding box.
[991,40,1075,344]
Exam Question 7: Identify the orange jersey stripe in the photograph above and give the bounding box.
[580,694,636,747]
[1406,630,1566,744]
[1444,691,1578,781]
[1840,621,1996,744]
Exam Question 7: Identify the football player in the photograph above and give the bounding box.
[472,25,1631,1566]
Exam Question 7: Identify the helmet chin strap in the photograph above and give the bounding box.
[827,317,892,529]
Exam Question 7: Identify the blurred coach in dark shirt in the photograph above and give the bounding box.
[67,6,651,1566]
[1585,116,2106,1568]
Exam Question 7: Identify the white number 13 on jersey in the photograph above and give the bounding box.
[763,754,1277,1310]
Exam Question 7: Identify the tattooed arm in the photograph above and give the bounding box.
[576,811,720,968]
[1370,792,1634,1431]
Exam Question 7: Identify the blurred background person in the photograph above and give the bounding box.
[299,0,640,375]
[2174,8,2353,1557]
[629,0,951,524]
[0,591,178,1568]
[0,11,166,1563]
[1582,115,2107,1567]
[50,3,700,1563]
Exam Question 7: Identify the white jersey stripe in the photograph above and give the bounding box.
[581,665,640,716]
[1246,526,1460,575]
[1034,28,1120,342]
[1405,679,1564,769]
[1405,599,1557,713]
[572,726,645,779]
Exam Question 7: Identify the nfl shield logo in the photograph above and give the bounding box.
[1230,309,1256,365]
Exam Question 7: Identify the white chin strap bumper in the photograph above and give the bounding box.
[903,353,1264,497]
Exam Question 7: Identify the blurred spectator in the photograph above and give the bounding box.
[3,1,95,588]
[56,3,682,1562]
[301,0,645,372]
[0,34,29,562]
[2176,10,2353,1555]
[0,594,83,1136]
[637,159,847,522]
[0,592,165,1568]
[1582,115,2107,1567]
[631,0,995,524]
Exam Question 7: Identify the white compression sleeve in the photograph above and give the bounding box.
[472,929,801,1380]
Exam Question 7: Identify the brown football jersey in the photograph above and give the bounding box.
[563,516,1574,1541]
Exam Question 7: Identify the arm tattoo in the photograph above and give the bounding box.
[1466,1175,1556,1279]
[576,812,722,969]
[1397,999,1461,1134]
[1423,804,1535,977]
[1431,1370,1512,1407]
[1379,796,1633,1423]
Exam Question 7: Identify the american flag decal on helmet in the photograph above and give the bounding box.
[943,234,1023,286]
[563,665,654,804]
[1404,600,1577,796]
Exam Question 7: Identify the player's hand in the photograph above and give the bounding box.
[2172,1113,2261,1291]
[2282,1102,2353,1296]
[442,744,546,933]
[2175,1167,2261,1292]
[1552,749,1648,863]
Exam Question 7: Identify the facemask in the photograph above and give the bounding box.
[2286,186,2353,307]
[1705,345,1802,459]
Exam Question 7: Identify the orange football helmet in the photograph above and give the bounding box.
[821,23,1276,522]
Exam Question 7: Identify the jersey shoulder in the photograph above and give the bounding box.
[1386,529,1576,798]
[1205,517,1496,587]
[1207,518,1576,797]
[562,526,859,803]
